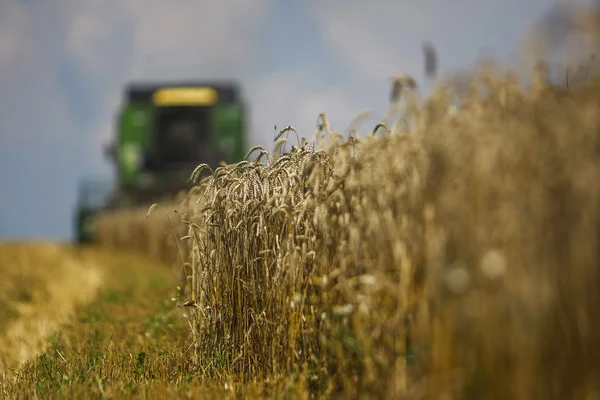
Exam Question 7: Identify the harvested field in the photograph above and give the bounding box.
[0,244,255,399]
[0,243,104,372]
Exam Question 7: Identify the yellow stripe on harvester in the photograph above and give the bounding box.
[152,87,218,106]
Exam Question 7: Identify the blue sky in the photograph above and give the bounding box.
[0,0,593,241]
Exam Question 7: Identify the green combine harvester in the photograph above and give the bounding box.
[75,81,248,244]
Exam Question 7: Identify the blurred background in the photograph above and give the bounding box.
[0,0,596,241]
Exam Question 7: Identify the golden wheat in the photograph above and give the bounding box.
[95,58,600,399]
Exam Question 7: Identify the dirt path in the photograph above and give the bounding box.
[0,242,104,372]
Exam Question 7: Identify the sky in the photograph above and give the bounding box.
[0,0,594,241]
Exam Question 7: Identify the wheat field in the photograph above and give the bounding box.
[88,57,600,399]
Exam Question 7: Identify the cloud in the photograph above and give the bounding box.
[63,0,273,82]
[124,0,272,80]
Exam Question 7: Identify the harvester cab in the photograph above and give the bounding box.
[74,81,248,244]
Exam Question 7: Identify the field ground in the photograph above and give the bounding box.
[0,243,292,400]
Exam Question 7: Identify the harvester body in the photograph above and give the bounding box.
[75,81,248,243]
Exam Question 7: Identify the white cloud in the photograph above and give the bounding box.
[64,0,130,81]
[62,0,273,82]
[125,0,272,80]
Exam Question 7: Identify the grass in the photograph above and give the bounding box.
[0,245,314,399]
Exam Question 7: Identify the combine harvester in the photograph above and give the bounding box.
[75,82,249,245]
